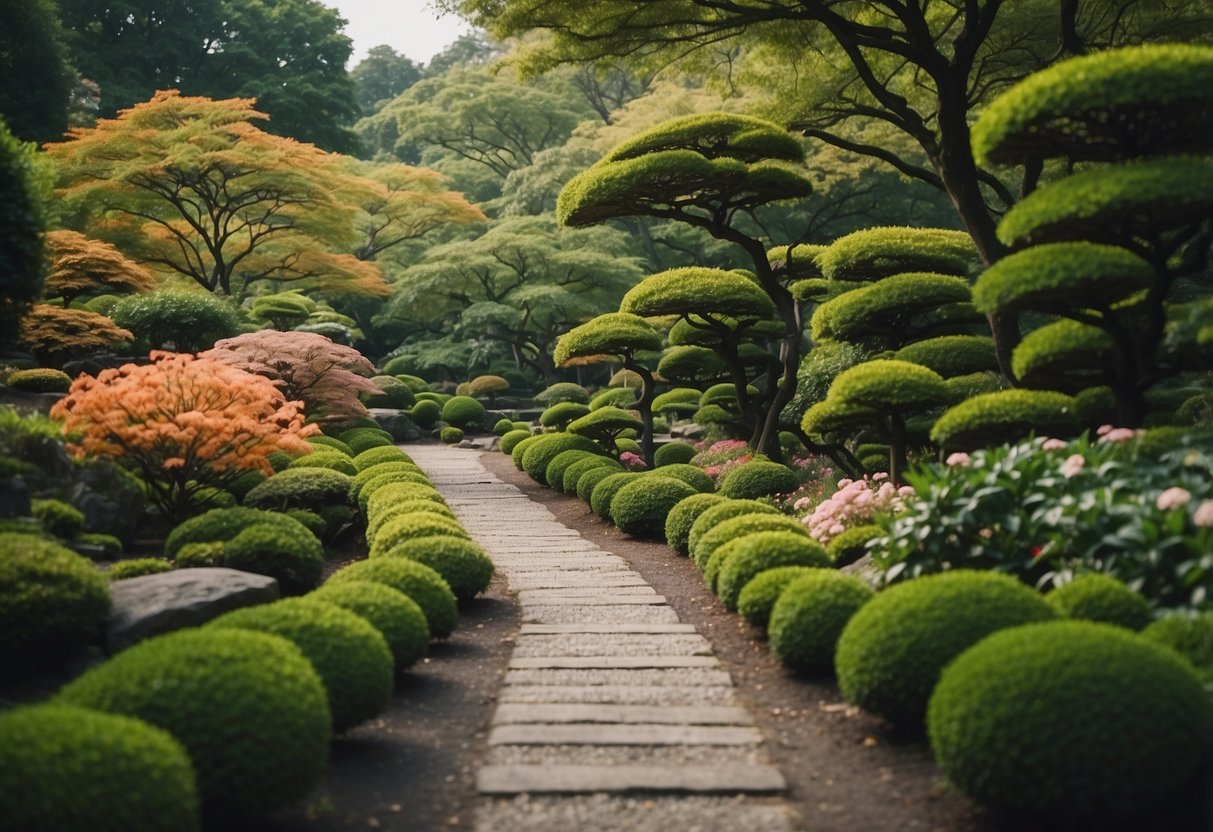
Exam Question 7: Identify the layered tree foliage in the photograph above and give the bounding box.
[42,230,155,306]
[18,304,133,363]
[58,0,361,152]
[0,0,76,143]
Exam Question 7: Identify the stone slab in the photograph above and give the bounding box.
[520,606,681,625]
[492,704,753,726]
[512,634,713,659]
[472,795,796,832]
[476,764,786,795]
[514,586,654,598]
[517,594,668,607]
[507,576,648,589]
[520,623,697,635]
[509,656,719,670]
[498,685,739,706]
[504,668,734,688]
[489,724,762,747]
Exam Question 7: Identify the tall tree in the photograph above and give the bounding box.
[42,230,156,306]
[0,118,48,349]
[0,0,75,143]
[351,46,423,116]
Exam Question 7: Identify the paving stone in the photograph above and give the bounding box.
[485,744,767,768]
[521,605,681,625]
[503,668,734,688]
[473,794,796,832]
[513,634,714,658]
[518,594,669,606]
[507,575,648,590]
[508,655,719,670]
[520,623,697,635]
[476,764,786,795]
[516,586,657,600]
[491,704,753,726]
[489,724,761,746]
[498,685,740,706]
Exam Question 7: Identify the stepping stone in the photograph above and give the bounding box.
[514,586,655,599]
[491,703,753,726]
[488,724,762,746]
[498,685,740,706]
[516,594,669,606]
[503,668,734,688]
[476,764,786,795]
[520,623,697,635]
[508,655,719,670]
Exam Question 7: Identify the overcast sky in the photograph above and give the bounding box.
[327,0,474,66]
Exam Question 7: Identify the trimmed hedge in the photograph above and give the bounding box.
[1046,573,1152,630]
[411,399,442,428]
[352,445,411,471]
[534,382,590,405]
[818,226,977,282]
[654,441,697,466]
[30,498,85,539]
[440,396,486,430]
[824,524,883,567]
[308,436,354,456]
[692,513,807,571]
[1142,613,1213,683]
[349,461,426,502]
[6,367,72,393]
[545,449,601,493]
[715,531,832,609]
[439,426,464,444]
[540,401,592,430]
[769,571,875,672]
[610,476,698,537]
[379,534,494,602]
[369,512,469,558]
[664,493,729,555]
[589,471,645,520]
[649,462,714,493]
[327,558,458,639]
[510,434,542,469]
[364,486,447,530]
[736,565,821,629]
[308,580,429,671]
[561,455,623,494]
[892,335,998,379]
[366,500,456,543]
[499,429,532,454]
[108,558,174,580]
[56,628,330,825]
[337,427,394,455]
[930,389,1080,452]
[287,451,357,476]
[718,460,799,500]
[686,499,780,559]
[522,433,603,485]
[243,468,353,513]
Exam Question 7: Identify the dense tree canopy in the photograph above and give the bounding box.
[0,0,75,143]
[351,46,423,116]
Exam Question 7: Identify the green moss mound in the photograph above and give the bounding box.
[55,628,330,825]
[327,558,458,639]
[366,500,456,543]
[369,512,468,558]
[30,498,85,538]
[561,455,622,494]
[716,531,832,609]
[379,534,494,602]
[0,533,110,662]
[0,704,200,832]
[337,427,394,455]
[522,433,604,485]
[243,468,353,513]
[686,499,781,560]
[349,461,426,502]
[545,449,600,493]
[499,429,532,454]
[440,395,487,430]
[928,621,1213,822]
[1046,573,1152,630]
[736,566,821,629]
[769,571,875,672]
[1142,613,1213,683]
[440,426,464,444]
[352,445,410,471]
[610,476,698,538]
[309,580,428,671]
[308,436,354,456]
[589,471,645,520]
[835,570,1057,728]
[663,493,729,556]
[693,513,807,572]
[108,558,174,581]
[649,462,713,493]
[654,442,697,467]
[411,399,442,428]
[7,367,72,393]
[208,597,392,733]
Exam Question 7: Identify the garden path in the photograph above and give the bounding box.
[408,445,797,832]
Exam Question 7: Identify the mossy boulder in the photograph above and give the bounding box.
[1046,573,1152,630]
[308,580,429,671]
[327,558,458,639]
[609,476,698,538]
[769,570,875,672]
[379,534,494,602]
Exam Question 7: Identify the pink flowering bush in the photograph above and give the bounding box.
[690,439,753,482]
[619,451,648,471]
[800,474,913,546]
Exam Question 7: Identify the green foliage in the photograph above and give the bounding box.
[0,704,200,832]
[561,455,623,495]
[972,242,1154,315]
[930,389,1079,451]
[352,445,411,472]
[308,436,354,456]
[1047,572,1152,630]
[337,427,395,455]
[736,565,820,629]
[769,571,874,672]
[370,512,468,559]
[109,290,242,352]
[244,468,353,513]
[441,395,487,430]
[654,442,697,467]
[366,500,455,544]
[0,533,110,662]
[362,376,416,409]
[378,534,494,602]
[648,463,713,493]
[825,524,883,568]
[553,312,662,365]
[499,429,533,454]
[440,426,465,444]
[588,471,644,520]
[55,627,330,825]
[545,450,599,492]
[686,499,780,559]
[588,388,638,410]
[575,464,621,503]
[567,406,644,452]
[492,417,514,435]
[656,346,726,385]
[108,558,173,581]
[610,476,698,537]
[664,493,730,556]
[30,498,85,539]
[818,227,977,282]
[835,570,1057,728]
[208,597,392,732]
[652,391,702,420]
[716,532,832,609]
[349,461,425,502]
[309,580,428,671]
[540,401,591,430]
[411,399,442,428]
[620,266,776,319]
[535,382,590,405]
[288,451,358,476]
[693,512,807,571]
[521,432,603,484]
[1142,613,1213,683]
[810,273,977,347]
[927,621,1213,822]
[892,336,998,379]
[365,485,447,533]
[602,112,806,166]
[718,460,799,500]
[0,119,46,347]
[1011,318,1113,389]
[327,557,458,638]
[73,532,123,559]
[6,367,71,393]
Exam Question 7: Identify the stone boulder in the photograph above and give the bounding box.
[368,408,422,442]
[106,568,279,653]
[68,459,146,539]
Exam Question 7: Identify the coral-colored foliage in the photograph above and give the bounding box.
[51,352,317,521]
[19,303,133,358]
[43,229,156,306]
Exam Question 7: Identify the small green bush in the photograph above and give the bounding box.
[609,476,698,537]
[499,429,532,455]
[589,387,637,410]
[715,531,832,609]
[440,395,487,430]
[544,450,603,493]
[1142,613,1213,683]
[1047,572,1152,630]
[55,628,330,825]
[224,524,325,593]
[309,580,429,671]
[30,498,85,539]
[664,493,729,555]
[824,524,883,567]
[510,434,541,469]
[362,375,415,409]
[736,565,821,629]
[327,558,458,638]
[576,464,621,503]
[308,436,354,456]
[72,532,121,559]
[208,597,393,733]
[440,426,464,444]
[589,472,645,520]
[348,461,425,501]
[284,508,327,538]
[686,500,781,559]
[337,427,395,455]
[366,500,455,543]
[287,451,358,476]
[540,401,592,430]
[492,417,514,435]
[561,455,623,494]
[769,571,875,672]
[835,570,1057,728]
[928,620,1213,822]
[109,558,173,580]
[0,704,200,832]
[358,471,439,512]
[352,445,410,471]
[534,382,590,405]
[718,460,800,500]
[243,468,353,513]
[654,442,697,466]
[411,399,442,428]
[379,535,494,601]
[0,533,110,662]
[7,367,71,393]
[165,508,324,593]
[364,484,446,527]
[692,513,807,571]
[110,289,242,352]
[648,462,713,493]
[522,433,603,485]
[369,512,468,558]
[930,389,1079,452]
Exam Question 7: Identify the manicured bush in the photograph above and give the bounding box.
[55,628,330,825]
[701,522,815,590]
[835,570,1058,728]
[284,508,327,538]
[686,499,781,559]
[352,445,410,471]
[1047,572,1152,630]
[1142,613,1213,683]
[364,484,446,528]
[736,565,821,629]
[545,449,600,493]
[654,441,697,466]
[411,399,442,428]
[440,395,487,430]
[363,375,415,409]
[327,558,459,638]
[665,493,730,555]
[379,535,494,601]
[492,417,514,435]
[648,462,713,493]
[930,389,1079,452]
[109,289,242,352]
[769,571,875,671]
[590,471,645,520]
[0,704,200,832]
[369,512,468,558]
[589,387,637,410]
[521,433,603,485]
[511,434,542,469]
[0,533,110,662]
[208,597,392,732]
[366,499,455,541]
[30,497,85,539]
[576,464,621,503]
[243,468,353,513]
[824,524,883,567]
[287,450,358,476]
[540,401,592,430]
[440,426,464,444]
[892,335,998,379]
[818,226,977,282]
[562,455,623,495]
[499,429,532,455]
[309,580,429,670]
[610,476,698,537]
[7,367,72,393]
[349,461,425,501]
[927,620,1213,823]
[109,558,173,580]
[534,382,590,406]
[308,436,354,456]
[716,532,832,609]
[337,427,394,455]
[358,471,439,512]
[692,513,808,571]
[223,524,326,593]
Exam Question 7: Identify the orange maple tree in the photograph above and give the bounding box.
[51,351,317,522]
[43,230,156,306]
[19,304,134,361]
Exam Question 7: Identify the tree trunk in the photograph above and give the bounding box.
[626,358,657,467]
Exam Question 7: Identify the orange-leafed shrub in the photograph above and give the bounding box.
[51,351,317,521]
[19,304,133,359]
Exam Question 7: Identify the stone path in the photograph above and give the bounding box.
[408,446,797,832]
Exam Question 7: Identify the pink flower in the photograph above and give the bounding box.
[898,485,915,498]
[1060,454,1085,478]
[978,527,993,539]
[1096,424,1114,436]
[1041,438,1066,451]
[1194,500,1213,528]
[946,452,971,467]
[1098,427,1139,444]
[872,472,889,481]
[837,478,853,489]
[829,523,845,536]
[1156,487,1192,512]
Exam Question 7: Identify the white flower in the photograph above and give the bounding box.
[1156,487,1192,512]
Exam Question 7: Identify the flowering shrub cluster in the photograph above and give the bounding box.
[799,474,913,546]
[619,451,648,471]
[690,439,753,481]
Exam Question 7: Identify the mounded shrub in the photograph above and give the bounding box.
[492,417,514,435]
[208,597,392,732]
[1046,572,1152,630]
[287,451,357,476]
[358,471,438,512]
[1142,613,1213,683]
[352,445,410,471]
[411,399,442,428]
[55,628,330,825]
[284,508,327,538]
[930,389,1079,452]
[590,472,645,520]
[610,476,698,537]
[0,533,110,662]
[835,570,1057,728]
[589,387,637,410]
[308,436,354,456]
[364,484,446,527]
[369,512,468,558]
[715,532,832,609]
[327,558,458,638]
[440,426,464,444]
[499,429,532,455]
[562,455,623,495]
[928,620,1213,823]
[686,499,781,558]
[664,493,729,555]
[337,427,395,455]
[521,433,603,485]
[165,508,324,593]
[379,534,494,601]
[692,513,807,571]
[243,468,353,513]
[349,461,425,501]
[0,704,200,832]
[540,401,592,431]
[736,565,821,629]
[366,499,456,542]
[510,434,542,469]
[544,449,600,492]
[222,524,325,593]
[6,367,73,393]
[108,558,174,580]
[362,375,415,409]
[768,571,875,672]
[654,441,697,466]
[718,460,800,500]
[648,462,713,493]
[30,497,86,539]
[575,465,620,503]
[440,395,486,430]
[308,580,429,671]
[823,524,883,567]
[534,382,590,405]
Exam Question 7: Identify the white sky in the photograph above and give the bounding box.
[326,0,474,66]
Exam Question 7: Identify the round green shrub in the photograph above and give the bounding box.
[364,484,446,527]
[574,465,620,503]
[208,597,392,733]
[0,533,110,661]
[30,497,85,539]
[370,512,468,557]
[930,389,1079,452]
[540,401,592,430]
[366,498,455,539]
[165,508,324,593]
[499,429,532,454]
[337,427,394,455]
[411,399,442,428]
[609,476,698,537]
[440,426,465,444]
[534,382,590,405]
[736,565,821,629]
[835,570,1058,728]
[76,530,124,558]
[615,436,642,455]
[589,471,645,520]
[492,417,514,435]
[440,395,487,430]
[648,462,713,493]
[1047,572,1152,630]
[327,558,458,638]
[522,433,603,485]
[109,558,173,581]
[380,534,494,601]
[352,445,410,472]
[824,524,883,567]
[928,620,1213,822]
[243,468,353,513]
[349,461,425,500]
[718,460,800,500]
[0,704,200,832]
[1142,613,1213,683]
[287,450,357,476]
[308,436,354,456]
[664,493,729,555]
[363,375,415,409]
[7,367,72,393]
[413,391,447,405]
[224,524,325,593]
[55,628,330,825]
[358,471,436,512]
[693,513,807,571]
[284,508,326,538]
[308,580,428,671]
[589,387,637,410]
[511,434,542,469]
[768,570,874,672]
[716,531,832,609]
[654,441,697,467]
[561,455,623,494]
[686,499,781,559]
[109,289,242,352]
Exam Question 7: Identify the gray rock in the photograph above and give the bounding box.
[0,476,30,518]
[368,408,422,442]
[839,553,883,588]
[670,423,705,440]
[106,567,279,653]
[68,459,145,538]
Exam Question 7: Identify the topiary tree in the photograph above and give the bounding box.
[533,381,589,405]
[929,388,1079,453]
[539,401,591,431]
[651,388,702,423]
[42,229,156,307]
[566,406,644,455]
[109,289,243,352]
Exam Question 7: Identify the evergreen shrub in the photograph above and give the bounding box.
[327,558,458,638]
[379,534,494,601]
[609,476,697,537]
[769,571,874,671]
